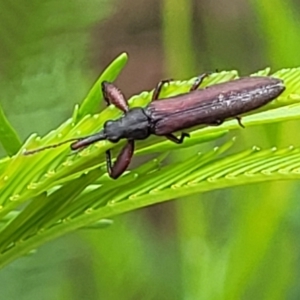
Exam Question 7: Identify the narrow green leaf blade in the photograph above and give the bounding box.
[0,104,22,156]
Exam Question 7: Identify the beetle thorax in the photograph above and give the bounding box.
[104,107,151,143]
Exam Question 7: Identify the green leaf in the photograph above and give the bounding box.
[0,104,22,156]
[2,142,300,269]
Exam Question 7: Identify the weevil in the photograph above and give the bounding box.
[24,74,285,179]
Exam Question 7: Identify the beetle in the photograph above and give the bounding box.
[24,74,285,179]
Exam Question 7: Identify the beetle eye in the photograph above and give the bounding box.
[111,137,120,143]
[103,120,121,143]
[104,120,113,127]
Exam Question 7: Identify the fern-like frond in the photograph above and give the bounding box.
[2,141,300,268]
[0,54,300,268]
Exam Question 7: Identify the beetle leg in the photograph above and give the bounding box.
[165,132,190,144]
[152,79,173,101]
[190,73,211,91]
[105,140,135,179]
[102,81,129,112]
[236,116,245,128]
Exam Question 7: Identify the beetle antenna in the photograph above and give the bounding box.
[23,138,80,155]
[24,130,107,156]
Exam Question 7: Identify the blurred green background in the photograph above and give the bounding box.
[1,0,300,299]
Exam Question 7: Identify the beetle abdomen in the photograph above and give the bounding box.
[148,76,285,135]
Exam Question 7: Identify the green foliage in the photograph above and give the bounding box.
[0,105,22,156]
[0,54,300,270]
